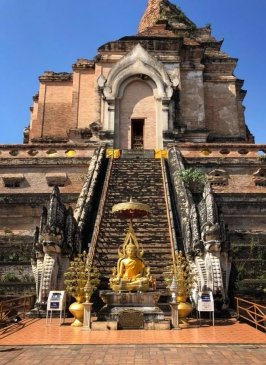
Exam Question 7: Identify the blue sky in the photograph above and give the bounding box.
[0,0,265,144]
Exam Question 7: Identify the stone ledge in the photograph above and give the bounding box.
[39,71,73,82]
[144,320,171,330]
[91,321,118,331]
[72,58,95,70]
[121,150,155,159]
[90,320,171,330]
[45,172,68,186]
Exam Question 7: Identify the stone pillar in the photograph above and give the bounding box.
[170,303,181,330]
[83,302,93,329]
[162,100,170,131]
[71,71,80,129]
[107,100,115,131]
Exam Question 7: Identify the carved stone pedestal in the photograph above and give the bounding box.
[98,291,168,329]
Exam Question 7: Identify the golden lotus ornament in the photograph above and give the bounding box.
[64,251,100,327]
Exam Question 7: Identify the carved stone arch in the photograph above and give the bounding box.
[208,169,228,177]
[253,168,266,187]
[253,168,266,177]
[117,75,157,100]
[104,44,173,101]
[207,169,228,186]
[100,44,174,149]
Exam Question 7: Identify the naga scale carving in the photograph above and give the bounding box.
[168,147,231,306]
[31,186,81,310]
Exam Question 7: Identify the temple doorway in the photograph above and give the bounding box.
[131,119,144,150]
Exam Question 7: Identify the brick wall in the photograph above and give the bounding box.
[0,264,32,278]
[204,82,242,137]
[0,165,88,194]
[0,163,88,233]
[72,70,99,129]
[42,82,73,137]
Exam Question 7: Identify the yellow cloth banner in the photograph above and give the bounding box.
[154,149,168,159]
[106,149,120,159]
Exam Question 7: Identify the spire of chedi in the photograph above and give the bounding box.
[138,0,196,34]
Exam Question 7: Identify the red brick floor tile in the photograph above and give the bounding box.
[0,318,265,364]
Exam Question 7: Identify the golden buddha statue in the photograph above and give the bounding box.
[109,224,151,292]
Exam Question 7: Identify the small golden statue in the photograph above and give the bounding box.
[109,223,151,292]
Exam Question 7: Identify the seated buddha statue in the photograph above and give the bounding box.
[109,231,151,292]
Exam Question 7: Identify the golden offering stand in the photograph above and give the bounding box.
[109,198,151,292]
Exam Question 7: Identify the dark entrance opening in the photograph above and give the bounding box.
[131,119,144,150]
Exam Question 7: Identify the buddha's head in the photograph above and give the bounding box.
[126,243,137,258]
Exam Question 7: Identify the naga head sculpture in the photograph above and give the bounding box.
[40,227,63,254]
[201,222,221,253]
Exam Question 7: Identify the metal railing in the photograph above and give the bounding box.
[88,158,113,262]
[160,158,178,267]
[0,295,35,325]
[235,296,266,332]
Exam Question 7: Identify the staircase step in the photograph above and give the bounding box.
[92,158,173,289]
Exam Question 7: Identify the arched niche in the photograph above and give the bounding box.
[117,78,156,149]
[99,44,174,149]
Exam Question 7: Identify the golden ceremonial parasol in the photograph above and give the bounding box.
[111,197,150,222]
[112,197,150,245]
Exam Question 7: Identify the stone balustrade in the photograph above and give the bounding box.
[0,144,265,159]
[0,145,96,159]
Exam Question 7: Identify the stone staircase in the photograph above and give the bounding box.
[91,158,174,291]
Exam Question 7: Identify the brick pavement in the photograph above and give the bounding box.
[0,344,265,365]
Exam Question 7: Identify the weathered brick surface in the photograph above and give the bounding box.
[30,83,46,140]
[204,82,243,138]
[0,165,88,194]
[138,0,162,34]
[0,154,91,234]
[73,70,98,129]
[42,82,73,137]
[180,70,205,130]
[120,80,156,149]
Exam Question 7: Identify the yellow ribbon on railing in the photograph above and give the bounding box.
[106,149,120,159]
[155,149,168,159]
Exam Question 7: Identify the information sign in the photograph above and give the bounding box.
[197,292,214,312]
[197,291,215,326]
[46,291,66,325]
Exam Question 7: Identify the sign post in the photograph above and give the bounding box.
[46,291,66,325]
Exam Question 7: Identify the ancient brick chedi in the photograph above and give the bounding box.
[27,0,250,147]
[0,0,265,302]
